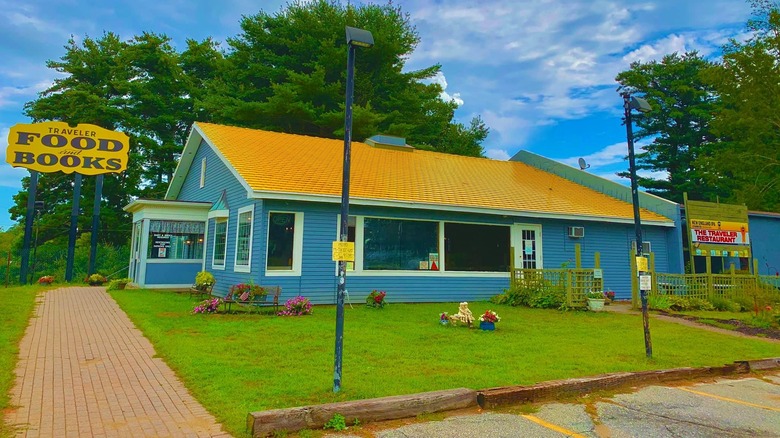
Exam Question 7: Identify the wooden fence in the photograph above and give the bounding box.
[633,252,780,306]
[511,268,600,307]
[510,244,602,308]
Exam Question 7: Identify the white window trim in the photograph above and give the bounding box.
[512,223,543,269]
[199,158,206,188]
[265,211,304,277]
[233,205,255,273]
[211,217,229,270]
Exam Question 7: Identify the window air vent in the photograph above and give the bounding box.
[567,226,585,238]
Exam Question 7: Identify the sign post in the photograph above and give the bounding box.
[6,122,129,283]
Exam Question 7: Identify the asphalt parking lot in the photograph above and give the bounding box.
[356,372,780,437]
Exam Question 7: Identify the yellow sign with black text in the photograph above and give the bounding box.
[332,241,355,262]
[6,122,129,175]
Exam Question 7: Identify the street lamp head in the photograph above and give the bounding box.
[629,96,652,113]
[346,26,374,48]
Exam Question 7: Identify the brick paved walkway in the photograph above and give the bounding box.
[5,287,229,437]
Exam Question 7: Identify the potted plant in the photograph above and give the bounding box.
[366,290,387,308]
[87,273,107,286]
[478,310,501,331]
[604,289,616,305]
[107,278,131,291]
[37,275,54,285]
[586,290,606,311]
[194,271,215,291]
[228,283,267,301]
[440,312,449,325]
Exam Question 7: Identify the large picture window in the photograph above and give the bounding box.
[445,223,510,272]
[363,218,438,270]
[234,206,254,272]
[267,212,296,270]
[212,218,228,268]
[146,220,204,260]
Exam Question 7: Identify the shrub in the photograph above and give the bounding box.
[648,294,671,311]
[365,290,387,308]
[667,296,714,311]
[194,271,215,289]
[710,296,741,312]
[491,280,565,309]
[732,294,754,312]
[278,296,312,316]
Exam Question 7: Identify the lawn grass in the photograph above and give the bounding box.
[111,289,780,437]
[0,285,47,438]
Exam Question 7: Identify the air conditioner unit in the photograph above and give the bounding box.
[567,226,585,238]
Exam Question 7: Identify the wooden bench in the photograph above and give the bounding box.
[223,286,282,314]
[189,282,214,300]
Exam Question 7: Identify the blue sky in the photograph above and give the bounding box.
[0,0,754,229]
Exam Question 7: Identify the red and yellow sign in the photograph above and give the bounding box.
[6,122,129,175]
[690,218,749,245]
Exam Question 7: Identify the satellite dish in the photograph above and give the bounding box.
[578,158,590,170]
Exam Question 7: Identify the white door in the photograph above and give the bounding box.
[512,224,543,269]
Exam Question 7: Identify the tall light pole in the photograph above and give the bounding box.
[622,92,653,358]
[334,26,373,393]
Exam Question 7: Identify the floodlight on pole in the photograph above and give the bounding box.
[334,26,373,393]
[622,91,653,358]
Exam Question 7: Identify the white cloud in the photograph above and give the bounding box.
[0,80,51,108]
[429,71,464,106]
[406,0,751,152]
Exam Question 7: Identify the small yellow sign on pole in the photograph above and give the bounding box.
[332,241,355,262]
[636,256,648,272]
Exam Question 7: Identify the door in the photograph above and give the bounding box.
[130,220,142,282]
[512,224,543,269]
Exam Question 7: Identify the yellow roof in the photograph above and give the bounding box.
[194,122,671,224]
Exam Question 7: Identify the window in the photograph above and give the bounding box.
[212,218,228,268]
[146,220,204,260]
[363,218,438,270]
[200,158,206,188]
[234,206,254,272]
[267,212,303,274]
[444,223,510,272]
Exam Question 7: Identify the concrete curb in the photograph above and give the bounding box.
[246,358,779,437]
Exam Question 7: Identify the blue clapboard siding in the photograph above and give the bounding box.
[540,221,670,300]
[749,213,780,275]
[146,262,202,285]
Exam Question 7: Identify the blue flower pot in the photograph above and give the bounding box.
[480,321,495,331]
